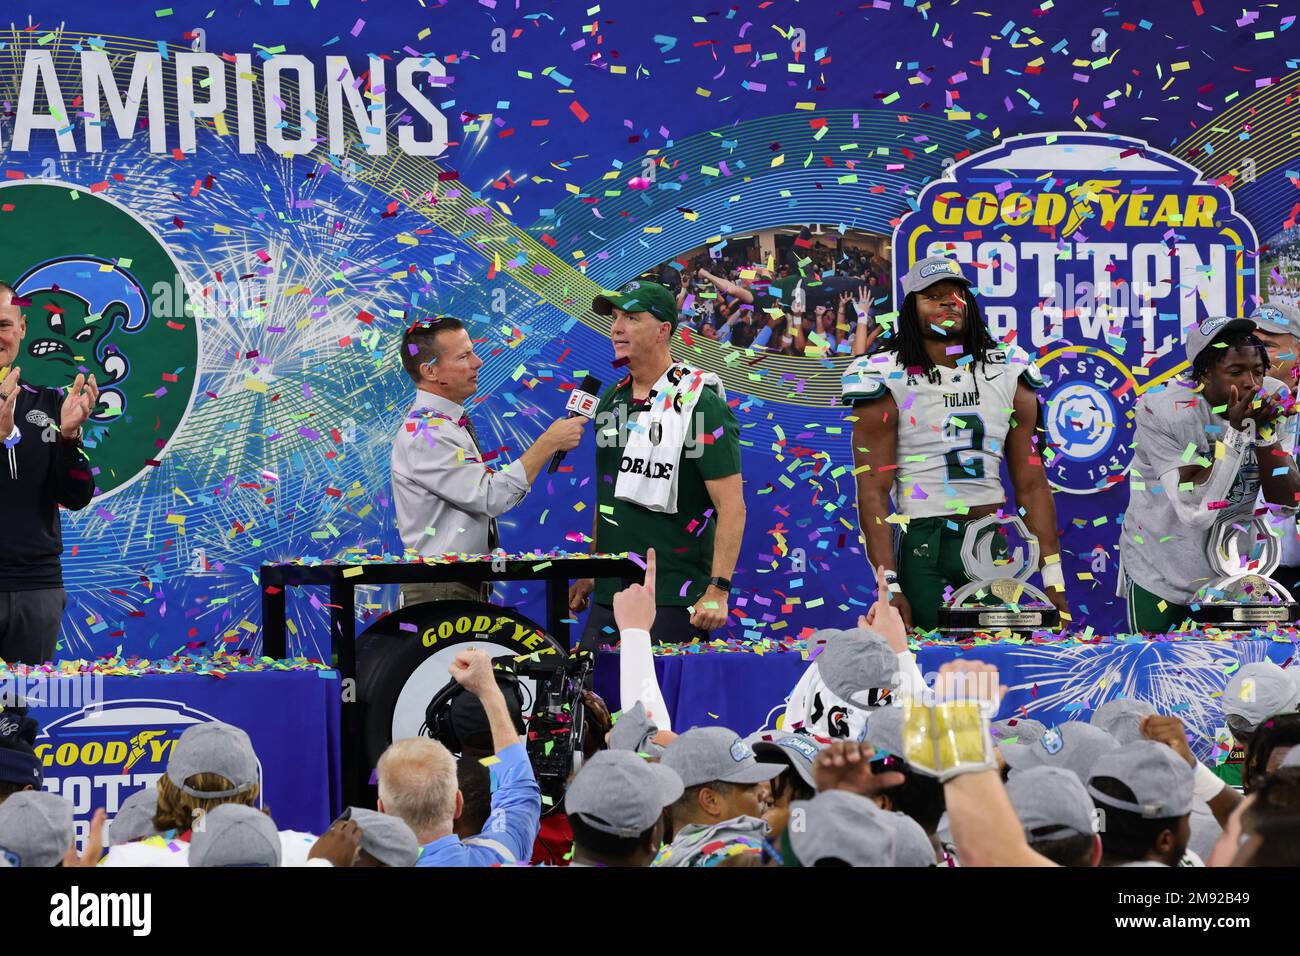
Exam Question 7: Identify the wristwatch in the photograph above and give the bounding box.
[707,576,733,593]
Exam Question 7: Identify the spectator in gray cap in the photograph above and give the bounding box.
[1224,661,1300,741]
[863,706,950,864]
[608,700,673,758]
[784,627,903,741]
[566,750,683,867]
[0,790,74,866]
[109,786,159,846]
[655,727,783,867]
[990,717,1048,751]
[1087,741,1194,867]
[1218,662,1300,789]
[788,789,935,866]
[1001,721,1119,782]
[189,804,281,867]
[1090,698,1156,745]
[101,719,320,867]
[748,731,821,843]
[1006,766,1101,867]
[347,807,420,867]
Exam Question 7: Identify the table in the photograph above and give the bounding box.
[6,660,340,848]
[260,552,640,806]
[594,633,1300,763]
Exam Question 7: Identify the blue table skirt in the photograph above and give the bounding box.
[18,669,341,845]
[594,638,1300,762]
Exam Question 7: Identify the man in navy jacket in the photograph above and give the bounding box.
[0,283,97,664]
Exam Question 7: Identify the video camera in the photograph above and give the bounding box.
[421,652,594,812]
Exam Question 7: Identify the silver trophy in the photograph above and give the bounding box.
[1191,514,1297,627]
[938,514,1061,633]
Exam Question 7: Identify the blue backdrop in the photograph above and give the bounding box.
[0,2,1293,659]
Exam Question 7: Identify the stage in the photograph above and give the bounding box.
[592,630,1300,765]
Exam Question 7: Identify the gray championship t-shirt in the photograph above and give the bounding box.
[1119,375,1299,605]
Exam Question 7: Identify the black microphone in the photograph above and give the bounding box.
[547,375,602,473]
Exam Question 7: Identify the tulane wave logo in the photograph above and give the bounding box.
[0,182,198,499]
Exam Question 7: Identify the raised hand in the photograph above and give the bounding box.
[1226,384,1258,432]
[568,577,595,614]
[613,548,657,633]
[62,808,106,867]
[449,648,501,699]
[308,818,363,867]
[861,564,909,653]
[811,741,905,796]
[0,365,19,437]
[60,372,99,438]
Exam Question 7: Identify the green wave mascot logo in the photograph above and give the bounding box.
[0,182,199,498]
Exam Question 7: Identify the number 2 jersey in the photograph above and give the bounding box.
[841,346,1044,519]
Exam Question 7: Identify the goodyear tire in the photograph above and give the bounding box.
[356,600,565,770]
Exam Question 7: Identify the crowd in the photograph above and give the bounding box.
[2,554,1297,869]
[663,229,892,356]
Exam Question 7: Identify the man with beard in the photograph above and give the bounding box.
[842,256,1069,631]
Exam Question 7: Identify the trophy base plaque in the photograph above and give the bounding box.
[938,604,1061,633]
[1190,571,1298,630]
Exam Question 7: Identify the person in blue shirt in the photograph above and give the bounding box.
[376,648,541,867]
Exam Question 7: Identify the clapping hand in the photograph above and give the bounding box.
[60,372,99,438]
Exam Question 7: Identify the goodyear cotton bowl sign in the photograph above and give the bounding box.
[894,132,1258,494]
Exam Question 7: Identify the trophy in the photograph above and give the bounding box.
[937,514,1061,633]
[1191,514,1298,627]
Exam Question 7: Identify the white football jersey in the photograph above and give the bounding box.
[842,346,1044,518]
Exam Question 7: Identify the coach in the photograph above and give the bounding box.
[569,279,745,646]
[0,283,97,664]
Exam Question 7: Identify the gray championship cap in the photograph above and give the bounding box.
[814,628,900,707]
[1087,741,1195,820]
[0,790,73,867]
[1184,315,1257,366]
[109,786,159,846]
[189,803,281,867]
[1001,722,1120,782]
[990,717,1048,748]
[565,749,684,838]
[1007,766,1099,841]
[608,701,664,758]
[1223,662,1300,732]
[348,807,420,867]
[1091,698,1157,745]
[863,704,905,760]
[748,732,825,789]
[789,790,934,867]
[1251,301,1300,338]
[166,721,259,798]
[901,256,972,297]
[661,727,784,789]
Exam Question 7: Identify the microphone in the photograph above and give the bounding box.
[547,375,602,473]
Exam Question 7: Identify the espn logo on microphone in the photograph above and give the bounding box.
[565,390,599,419]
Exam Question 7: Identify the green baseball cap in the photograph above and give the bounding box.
[593,279,680,328]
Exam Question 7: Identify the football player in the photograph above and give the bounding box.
[843,256,1069,631]
[1119,315,1300,631]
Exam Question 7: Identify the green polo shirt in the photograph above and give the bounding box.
[593,377,742,606]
